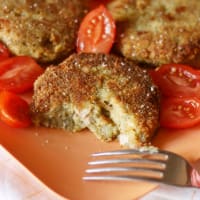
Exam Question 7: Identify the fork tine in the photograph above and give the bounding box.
[91,149,162,156]
[91,149,169,160]
[88,158,166,168]
[86,166,164,174]
[83,175,163,183]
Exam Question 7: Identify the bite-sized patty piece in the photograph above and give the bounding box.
[30,53,160,148]
[108,0,200,67]
[0,0,86,63]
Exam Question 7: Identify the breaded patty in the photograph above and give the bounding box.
[0,0,85,63]
[108,0,200,66]
[30,53,160,148]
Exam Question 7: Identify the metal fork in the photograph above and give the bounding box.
[83,148,200,188]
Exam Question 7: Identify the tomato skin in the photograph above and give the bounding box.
[0,42,10,61]
[87,0,111,10]
[191,168,200,187]
[0,56,44,93]
[77,5,116,54]
[150,64,200,98]
[160,97,200,129]
[0,91,31,128]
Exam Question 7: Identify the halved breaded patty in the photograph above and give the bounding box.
[108,0,200,66]
[30,53,160,148]
[0,0,86,63]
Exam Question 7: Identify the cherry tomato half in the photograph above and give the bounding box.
[160,97,200,129]
[191,167,200,187]
[0,91,31,128]
[0,42,10,61]
[150,64,200,98]
[191,168,200,187]
[77,5,116,53]
[0,56,44,93]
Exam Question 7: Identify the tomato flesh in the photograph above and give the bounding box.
[160,97,200,129]
[0,42,10,61]
[150,64,200,98]
[0,56,44,93]
[77,5,116,53]
[191,168,200,187]
[0,91,31,128]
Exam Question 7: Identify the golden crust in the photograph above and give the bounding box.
[32,53,159,115]
[108,0,200,67]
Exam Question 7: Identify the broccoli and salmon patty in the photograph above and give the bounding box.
[30,53,160,148]
[0,0,86,63]
[108,0,200,67]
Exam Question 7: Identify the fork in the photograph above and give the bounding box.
[83,148,200,188]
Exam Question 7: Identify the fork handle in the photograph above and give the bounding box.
[191,168,200,187]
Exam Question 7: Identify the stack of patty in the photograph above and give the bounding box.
[108,0,200,66]
[30,53,160,148]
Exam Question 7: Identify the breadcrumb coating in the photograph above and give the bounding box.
[108,0,200,67]
[31,53,160,147]
[0,0,86,63]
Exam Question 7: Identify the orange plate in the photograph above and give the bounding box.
[1,93,200,200]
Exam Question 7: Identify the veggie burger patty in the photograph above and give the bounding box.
[108,0,200,67]
[0,0,86,63]
[30,53,160,148]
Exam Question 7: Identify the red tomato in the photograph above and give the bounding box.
[77,5,116,53]
[0,56,44,93]
[150,64,200,98]
[88,0,111,10]
[0,42,10,61]
[0,91,31,128]
[160,97,200,129]
[191,168,200,187]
